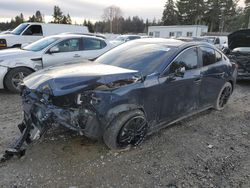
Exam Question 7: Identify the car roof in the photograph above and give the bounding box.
[45,34,106,41]
[132,38,214,49]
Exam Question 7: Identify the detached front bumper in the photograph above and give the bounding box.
[0,66,8,89]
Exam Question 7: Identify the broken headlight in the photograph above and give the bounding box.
[77,92,101,105]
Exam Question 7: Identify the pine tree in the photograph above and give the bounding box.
[176,0,204,25]
[162,0,179,25]
[52,6,63,23]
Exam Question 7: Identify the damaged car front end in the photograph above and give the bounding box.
[1,62,143,162]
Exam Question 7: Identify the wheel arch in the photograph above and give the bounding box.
[105,104,147,128]
[3,66,35,89]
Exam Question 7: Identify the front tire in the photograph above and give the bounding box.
[4,67,33,93]
[214,82,232,111]
[103,110,148,150]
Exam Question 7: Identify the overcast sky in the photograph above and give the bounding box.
[0,0,246,23]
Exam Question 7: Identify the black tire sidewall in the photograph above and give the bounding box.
[4,67,33,93]
[103,110,146,150]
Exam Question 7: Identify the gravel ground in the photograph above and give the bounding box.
[0,81,249,188]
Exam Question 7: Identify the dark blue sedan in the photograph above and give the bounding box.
[3,38,238,159]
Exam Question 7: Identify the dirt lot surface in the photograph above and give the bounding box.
[0,82,249,188]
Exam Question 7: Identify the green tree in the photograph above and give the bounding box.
[176,0,205,24]
[28,11,44,22]
[162,0,179,25]
[52,6,63,23]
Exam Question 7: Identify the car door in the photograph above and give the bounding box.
[199,46,226,108]
[80,37,108,60]
[159,47,201,123]
[42,38,83,67]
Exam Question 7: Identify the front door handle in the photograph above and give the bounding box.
[73,54,81,58]
[194,76,202,84]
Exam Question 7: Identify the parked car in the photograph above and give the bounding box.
[224,29,250,80]
[4,38,237,158]
[203,36,228,50]
[177,36,211,43]
[0,22,88,49]
[109,35,141,46]
[0,34,113,92]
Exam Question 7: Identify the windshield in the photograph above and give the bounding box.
[11,23,29,35]
[95,42,176,76]
[23,37,59,52]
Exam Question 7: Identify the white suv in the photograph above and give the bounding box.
[0,34,113,92]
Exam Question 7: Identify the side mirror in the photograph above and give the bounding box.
[175,66,186,77]
[49,46,59,54]
[167,66,185,81]
[21,43,29,48]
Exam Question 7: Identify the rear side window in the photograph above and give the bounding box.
[169,48,198,74]
[83,38,106,50]
[23,25,43,36]
[201,47,216,66]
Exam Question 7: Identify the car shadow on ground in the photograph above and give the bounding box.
[0,89,17,95]
[237,80,250,86]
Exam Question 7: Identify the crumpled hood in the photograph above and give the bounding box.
[0,48,38,63]
[23,61,138,96]
[228,29,250,50]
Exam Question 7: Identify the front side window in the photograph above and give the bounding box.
[83,38,104,50]
[169,48,198,74]
[23,25,43,36]
[54,38,80,53]
[201,47,216,66]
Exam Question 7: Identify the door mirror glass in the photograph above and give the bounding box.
[175,66,185,77]
[49,46,60,54]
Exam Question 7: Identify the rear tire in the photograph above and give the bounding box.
[4,67,33,93]
[103,110,148,150]
[214,82,232,111]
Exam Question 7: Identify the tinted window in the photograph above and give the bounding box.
[128,36,140,40]
[23,25,43,36]
[54,39,80,52]
[84,38,104,50]
[169,48,198,74]
[215,51,222,62]
[96,42,176,76]
[201,47,216,66]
